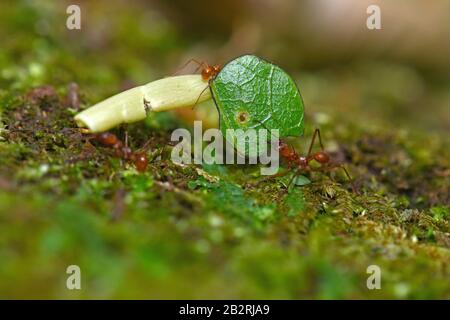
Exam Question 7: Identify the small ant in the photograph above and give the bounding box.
[91,132,149,172]
[200,63,222,81]
[259,126,357,193]
[177,58,222,82]
[175,59,222,108]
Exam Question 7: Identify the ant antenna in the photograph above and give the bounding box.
[173,58,208,76]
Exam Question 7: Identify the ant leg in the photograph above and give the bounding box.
[289,144,299,158]
[118,128,132,162]
[173,59,207,76]
[135,133,156,154]
[157,145,165,160]
[338,164,358,194]
[307,128,324,157]
[192,84,210,110]
[137,139,152,153]
[124,130,129,149]
[314,164,358,194]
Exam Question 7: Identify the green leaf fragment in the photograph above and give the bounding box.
[210,55,304,141]
[293,175,311,186]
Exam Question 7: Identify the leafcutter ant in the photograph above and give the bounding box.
[256,124,357,193]
[175,58,222,108]
[91,132,149,172]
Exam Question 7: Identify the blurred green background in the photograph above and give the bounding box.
[0,0,449,299]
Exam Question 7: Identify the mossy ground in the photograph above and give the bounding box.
[0,2,449,299]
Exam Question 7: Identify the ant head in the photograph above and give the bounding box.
[278,141,293,157]
[201,64,221,81]
[313,151,330,164]
[95,132,119,147]
[278,140,287,148]
[201,66,213,80]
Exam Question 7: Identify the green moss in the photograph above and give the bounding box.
[0,2,449,299]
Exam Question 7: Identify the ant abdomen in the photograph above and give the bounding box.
[132,153,148,172]
[95,132,119,147]
[313,151,330,164]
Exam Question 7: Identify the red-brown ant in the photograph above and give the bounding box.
[200,63,222,81]
[91,132,149,172]
[259,127,357,193]
[175,59,222,108]
[177,58,222,82]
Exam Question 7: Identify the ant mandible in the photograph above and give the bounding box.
[262,128,357,193]
[92,132,149,172]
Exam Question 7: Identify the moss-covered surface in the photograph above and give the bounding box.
[0,2,449,299]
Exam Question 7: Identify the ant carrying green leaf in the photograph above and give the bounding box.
[254,121,357,193]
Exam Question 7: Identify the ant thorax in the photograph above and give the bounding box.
[297,156,308,167]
